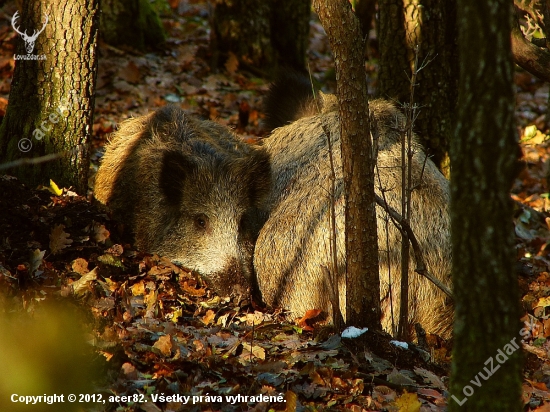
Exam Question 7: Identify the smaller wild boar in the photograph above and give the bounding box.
[94,106,271,297]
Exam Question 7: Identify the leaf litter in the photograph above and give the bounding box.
[0,0,549,410]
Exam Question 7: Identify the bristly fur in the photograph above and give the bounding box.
[95,105,271,298]
[256,74,453,339]
[263,70,319,131]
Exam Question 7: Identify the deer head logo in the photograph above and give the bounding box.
[11,11,49,54]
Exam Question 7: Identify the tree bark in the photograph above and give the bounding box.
[0,1,99,194]
[449,0,522,410]
[313,0,381,329]
[511,21,550,83]
[100,0,166,52]
[378,0,458,173]
[354,0,377,38]
[210,0,310,74]
[377,0,410,102]
[270,0,311,71]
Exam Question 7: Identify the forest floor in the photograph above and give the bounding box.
[1,1,550,411]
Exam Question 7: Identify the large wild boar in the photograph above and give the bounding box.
[255,75,453,338]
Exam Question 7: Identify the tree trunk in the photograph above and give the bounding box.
[0,1,99,194]
[377,0,411,106]
[270,0,311,71]
[378,0,458,173]
[210,0,310,74]
[354,0,376,39]
[313,0,381,329]
[100,0,166,52]
[449,0,521,410]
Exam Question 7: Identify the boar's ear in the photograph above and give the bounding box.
[159,150,194,206]
[247,148,272,204]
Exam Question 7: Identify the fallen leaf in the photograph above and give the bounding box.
[148,265,173,278]
[193,339,205,352]
[225,52,239,74]
[120,60,141,84]
[522,125,549,145]
[239,311,267,326]
[49,179,63,196]
[71,258,89,275]
[373,385,397,403]
[387,368,415,386]
[153,335,173,357]
[71,267,98,296]
[202,309,216,325]
[252,361,287,374]
[105,244,123,256]
[535,296,550,308]
[144,289,158,318]
[285,390,297,412]
[533,403,550,412]
[92,222,110,243]
[49,224,72,254]
[29,249,45,274]
[417,387,443,399]
[241,343,266,360]
[121,362,138,380]
[526,379,549,391]
[395,391,421,412]
[131,281,146,296]
[181,280,207,296]
[414,367,446,390]
[297,309,322,331]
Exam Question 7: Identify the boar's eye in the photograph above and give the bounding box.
[194,214,209,230]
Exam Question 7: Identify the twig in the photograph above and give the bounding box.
[0,145,85,171]
[0,152,62,170]
[308,63,344,329]
[374,193,452,299]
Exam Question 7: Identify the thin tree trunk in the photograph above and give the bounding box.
[449,0,521,410]
[270,0,311,71]
[210,0,310,74]
[378,0,458,172]
[313,0,381,329]
[0,1,99,194]
[100,0,166,51]
[209,0,273,71]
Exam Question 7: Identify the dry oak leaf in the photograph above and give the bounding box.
[71,267,98,296]
[241,342,266,360]
[71,258,89,275]
[92,222,110,243]
[49,224,72,254]
[181,280,207,297]
[297,309,322,331]
[29,249,45,274]
[202,309,216,325]
[153,335,173,357]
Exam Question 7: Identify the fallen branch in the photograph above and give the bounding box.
[0,145,84,171]
[0,152,63,171]
[511,22,550,82]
